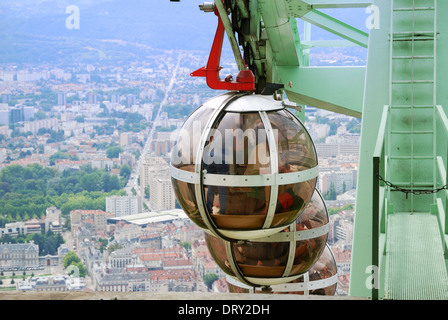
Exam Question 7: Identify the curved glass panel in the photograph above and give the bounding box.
[284,245,337,295]
[204,232,235,277]
[233,190,327,279]
[205,185,270,230]
[206,191,329,282]
[290,191,329,276]
[232,241,290,278]
[171,179,206,229]
[272,178,317,227]
[203,111,270,175]
[205,231,291,279]
[171,105,215,172]
[228,246,337,296]
[267,109,317,172]
[202,111,271,230]
[306,246,337,296]
[227,246,337,296]
[268,109,318,223]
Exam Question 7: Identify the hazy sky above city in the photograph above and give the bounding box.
[0,1,369,64]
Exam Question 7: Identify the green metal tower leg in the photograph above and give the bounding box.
[349,0,391,299]
[350,0,448,299]
[199,0,448,299]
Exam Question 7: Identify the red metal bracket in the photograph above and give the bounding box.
[190,6,255,91]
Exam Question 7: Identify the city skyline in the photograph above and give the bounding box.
[0,51,358,296]
[0,0,362,298]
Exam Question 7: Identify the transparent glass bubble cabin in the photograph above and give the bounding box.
[204,189,329,286]
[226,245,337,295]
[170,92,318,240]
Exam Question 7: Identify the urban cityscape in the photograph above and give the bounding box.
[0,1,367,298]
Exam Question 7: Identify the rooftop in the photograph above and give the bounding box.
[0,242,38,252]
[71,209,109,215]
[107,209,188,226]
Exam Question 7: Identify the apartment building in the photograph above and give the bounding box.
[70,209,110,234]
[17,275,86,291]
[106,195,143,217]
[139,156,167,190]
[0,242,39,269]
[150,175,175,211]
[109,246,135,269]
[148,269,198,292]
[318,169,358,195]
[139,156,175,211]
[94,270,150,292]
[23,118,58,135]
[315,143,360,158]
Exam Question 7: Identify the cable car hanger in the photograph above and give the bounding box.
[191,0,256,92]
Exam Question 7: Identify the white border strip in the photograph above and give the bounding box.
[225,273,338,292]
[203,172,275,187]
[277,165,319,185]
[169,165,199,184]
[170,164,319,187]
[250,223,330,242]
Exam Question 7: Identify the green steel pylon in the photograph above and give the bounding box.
[200,0,448,299]
[349,0,448,299]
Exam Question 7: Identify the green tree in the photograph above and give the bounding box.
[75,115,85,123]
[30,231,64,256]
[346,118,361,133]
[49,152,71,166]
[63,251,81,269]
[0,164,126,222]
[203,273,219,290]
[97,238,109,253]
[324,182,337,201]
[101,174,111,192]
[162,104,194,119]
[108,175,121,191]
[35,111,46,120]
[180,241,191,251]
[106,146,123,159]
[145,185,150,199]
[120,164,131,179]
[80,173,99,192]
[107,242,122,254]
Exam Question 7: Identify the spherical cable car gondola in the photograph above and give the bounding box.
[226,244,338,295]
[203,189,329,287]
[170,92,319,241]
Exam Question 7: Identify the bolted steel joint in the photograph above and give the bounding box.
[199,2,215,12]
